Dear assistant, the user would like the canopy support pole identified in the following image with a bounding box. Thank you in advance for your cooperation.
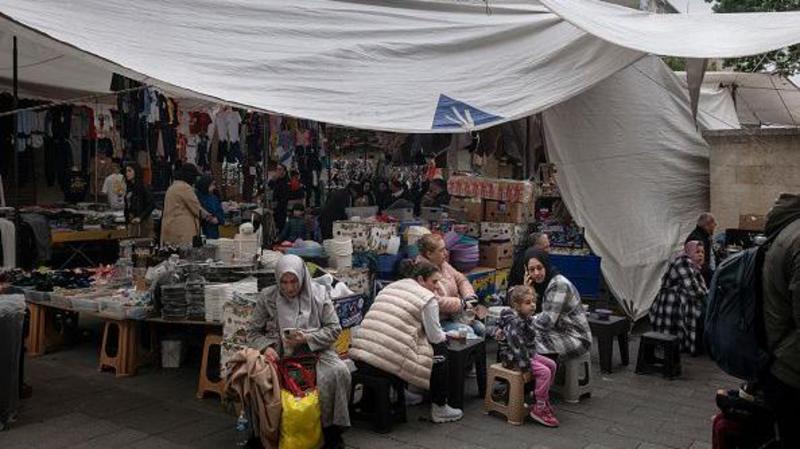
[12,35,19,207]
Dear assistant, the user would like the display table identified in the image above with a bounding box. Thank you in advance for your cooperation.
[51,228,129,268]
[25,300,222,378]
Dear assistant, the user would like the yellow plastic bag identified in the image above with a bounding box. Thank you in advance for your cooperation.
[279,389,323,449]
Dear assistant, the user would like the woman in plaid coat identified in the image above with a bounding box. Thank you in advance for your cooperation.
[523,249,592,360]
[649,241,709,354]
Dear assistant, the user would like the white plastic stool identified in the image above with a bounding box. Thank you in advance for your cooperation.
[552,351,592,403]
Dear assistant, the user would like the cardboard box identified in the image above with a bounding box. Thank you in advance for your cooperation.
[739,214,766,231]
[479,242,514,269]
[448,196,484,222]
[480,222,514,242]
[466,267,497,301]
[495,268,511,293]
[484,200,535,223]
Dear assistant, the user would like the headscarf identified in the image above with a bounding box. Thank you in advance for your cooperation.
[684,240,704,268]
[272,254,326,331]
[195,175,213,195]
[523,248,558,303]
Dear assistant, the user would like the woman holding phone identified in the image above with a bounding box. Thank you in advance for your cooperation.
[247,254,350,449]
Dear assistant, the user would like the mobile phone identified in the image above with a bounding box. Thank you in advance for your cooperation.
[282,328,299,338]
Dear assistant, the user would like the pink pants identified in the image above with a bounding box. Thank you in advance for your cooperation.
[531,354,557,402]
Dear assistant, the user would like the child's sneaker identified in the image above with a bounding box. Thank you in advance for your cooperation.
[431,404,463,423]
[530,402,560,428]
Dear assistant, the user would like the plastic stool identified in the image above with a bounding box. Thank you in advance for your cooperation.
[349,369,407,433]
[197,334,224,399]
[552,352,592,403]
[484,363,528,425]
[635,332,681,379]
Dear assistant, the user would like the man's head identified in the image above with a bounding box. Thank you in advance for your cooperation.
[529,232,550,253]
[697,212,717,236]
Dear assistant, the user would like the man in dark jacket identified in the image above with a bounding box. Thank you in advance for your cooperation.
[761,193,800,448]
[685,212,717,284]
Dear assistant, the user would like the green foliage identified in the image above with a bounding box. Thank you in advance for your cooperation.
[662,56,686,71]
[705,0,800,75]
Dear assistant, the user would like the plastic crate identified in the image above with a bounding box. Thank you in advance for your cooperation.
[549,254,602,298]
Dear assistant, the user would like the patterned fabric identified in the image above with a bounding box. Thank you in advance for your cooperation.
[649,253,708,353]
[531,275,592,360]
[497,308,538,371]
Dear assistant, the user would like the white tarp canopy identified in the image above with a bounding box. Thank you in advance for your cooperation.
[2,0,800,319]
[544,56,712,319]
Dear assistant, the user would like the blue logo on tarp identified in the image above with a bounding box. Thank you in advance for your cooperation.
[431,94,502,130]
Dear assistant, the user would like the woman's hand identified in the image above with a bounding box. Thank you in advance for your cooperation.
[522,371,532,383]
[283,331,307,349]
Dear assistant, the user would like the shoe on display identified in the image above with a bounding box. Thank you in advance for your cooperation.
[405,388,424,406]
[530,402,560,428]
[431,403,464,423]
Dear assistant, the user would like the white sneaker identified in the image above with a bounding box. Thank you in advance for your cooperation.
[431,404,463,423]
[405,388,424,406]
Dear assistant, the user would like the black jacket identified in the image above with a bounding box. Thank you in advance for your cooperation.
[762,193,800,389]
[125,183,155,222]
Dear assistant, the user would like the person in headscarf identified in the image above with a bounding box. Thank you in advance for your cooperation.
[523,249,592,360]
[123,162,155,238]
[247,255,350,449]
[195,175,225,239]
[649,241,709,355]
[160,163,204,246]
[509,232,551,289]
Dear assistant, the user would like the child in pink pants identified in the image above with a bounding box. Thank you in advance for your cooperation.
[498,286,559,427]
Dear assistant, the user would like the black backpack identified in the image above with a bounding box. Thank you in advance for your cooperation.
[704,242,773,381]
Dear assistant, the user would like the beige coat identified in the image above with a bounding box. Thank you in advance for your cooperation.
[226,348,282,449]
[349,279,434,389]
[160,180,201,246]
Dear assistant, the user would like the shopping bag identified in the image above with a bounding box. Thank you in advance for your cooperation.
[278,357,322,449]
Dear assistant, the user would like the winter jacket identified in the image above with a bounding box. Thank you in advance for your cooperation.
[762,193,800,389]
[225,348,281,449]
[498,309,538,371]
[416,255,474,316]
[196,190,225,239]
[349,279,435,389]
[160,180,201,246]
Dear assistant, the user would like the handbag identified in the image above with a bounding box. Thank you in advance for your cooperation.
[277,355,322,449]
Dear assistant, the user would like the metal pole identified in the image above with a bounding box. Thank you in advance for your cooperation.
[12,35,19,207]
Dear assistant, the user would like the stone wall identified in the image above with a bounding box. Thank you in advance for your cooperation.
[704,127,800,231]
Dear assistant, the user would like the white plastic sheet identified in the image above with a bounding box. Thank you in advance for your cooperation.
[543,56,710,319]
[541,0,800,58]
[0,0,644,132]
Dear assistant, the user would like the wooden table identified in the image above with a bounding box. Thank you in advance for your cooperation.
[25,300,222,378]
[51,228,129,268]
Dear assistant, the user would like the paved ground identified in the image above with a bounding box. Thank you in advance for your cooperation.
[0,320,738,449]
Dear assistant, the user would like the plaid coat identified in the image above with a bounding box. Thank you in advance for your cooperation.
[533,275,592,360]
[649,254,708,353]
